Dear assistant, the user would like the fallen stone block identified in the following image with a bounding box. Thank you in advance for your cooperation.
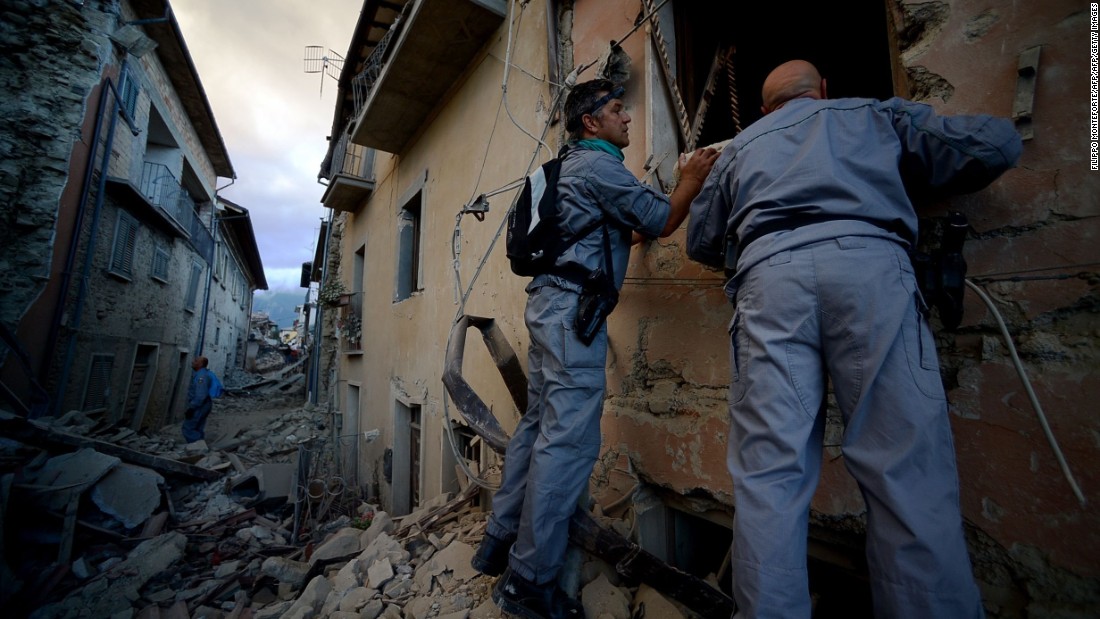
[581,573,631,619]
[23,448,120,512]
[260,556,310,587]
[414,540,475,592]
[279,574,332,619]
[356,598,384,619]
[633,583,687,619]
[227,463,295,507]
[69,532,187,618]
[366,557,394,590]
[90,463,164,529]
[337,586,375,613]
[311,526,362,564]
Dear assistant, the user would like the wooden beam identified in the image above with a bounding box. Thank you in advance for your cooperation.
[0,411,222,481]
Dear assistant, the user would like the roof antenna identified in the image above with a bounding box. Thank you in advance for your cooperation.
[303,45,344,97]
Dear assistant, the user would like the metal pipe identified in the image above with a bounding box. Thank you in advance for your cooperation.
[195,203,218,355]
[41,75,112,401]
[53,71,127,416]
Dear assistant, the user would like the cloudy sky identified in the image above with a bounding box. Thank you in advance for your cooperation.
[172,0,363,292]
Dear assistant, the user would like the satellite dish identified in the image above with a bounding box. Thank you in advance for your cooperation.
[304,45,344,96]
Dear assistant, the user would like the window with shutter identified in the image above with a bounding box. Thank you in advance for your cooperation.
[109,211,139,279]
[82,354,114,411]
[151,245,170,282]
[120,67,140,120]
[395,190,423,302]
[185,260,203,311]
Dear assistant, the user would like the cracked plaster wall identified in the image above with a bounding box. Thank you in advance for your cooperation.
[590,0,1098,614]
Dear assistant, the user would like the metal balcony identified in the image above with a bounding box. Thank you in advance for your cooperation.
[348,0,506,154]
[139,161,196,231]
[321,132,377,213]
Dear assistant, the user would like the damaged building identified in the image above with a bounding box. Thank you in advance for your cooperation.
[0,0,267,430]
[314,0,1098,615]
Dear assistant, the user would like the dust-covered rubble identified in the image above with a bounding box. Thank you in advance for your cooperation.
[3,385,713,618]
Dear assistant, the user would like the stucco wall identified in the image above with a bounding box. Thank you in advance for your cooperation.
[337,1,550,512]
[889,0,1100,605]
[334,0,1097,612]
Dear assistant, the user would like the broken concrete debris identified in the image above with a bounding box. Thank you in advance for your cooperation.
[2,389,719,619]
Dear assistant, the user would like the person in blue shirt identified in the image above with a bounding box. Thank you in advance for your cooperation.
[687,60,1022,618]
[473,78,717,619]
[182,355,215,443]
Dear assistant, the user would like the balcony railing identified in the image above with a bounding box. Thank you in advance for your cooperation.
[139,161,195,231]
[188,210,214,265]
[331,131,376,180]
[346,0,505,153]
[322,131,377,212]
[351,1,412,119]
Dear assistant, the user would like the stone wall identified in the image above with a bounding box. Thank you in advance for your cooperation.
[0,0,112,333]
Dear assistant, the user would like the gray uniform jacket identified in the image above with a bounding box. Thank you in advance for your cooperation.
[547,148,670,291]
[686,96,1022,282]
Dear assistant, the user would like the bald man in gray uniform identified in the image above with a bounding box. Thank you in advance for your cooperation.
[687,60,1021,618]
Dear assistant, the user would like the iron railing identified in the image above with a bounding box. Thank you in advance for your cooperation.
[330,131,376,180]
[351,1,413,117]
[139,161,195,231]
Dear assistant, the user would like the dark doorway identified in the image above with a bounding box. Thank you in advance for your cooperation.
[671,0,895,146]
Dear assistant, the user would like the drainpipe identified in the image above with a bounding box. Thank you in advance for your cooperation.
[42,72,112,396]
[196,178,239,356]
[195,205,217,356]
[309,211,334,406]
[48,12,168,416]
[51,60,142,417]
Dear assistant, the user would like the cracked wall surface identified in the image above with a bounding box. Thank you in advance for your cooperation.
[595,0,1099,615]
[330,0,1097,614]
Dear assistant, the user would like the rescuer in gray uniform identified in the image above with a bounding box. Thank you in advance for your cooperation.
[473,78,718,619]
[686,60,1022,618]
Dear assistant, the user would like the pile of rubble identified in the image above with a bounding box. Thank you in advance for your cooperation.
[18,485,700,619]
[1,386,718,618]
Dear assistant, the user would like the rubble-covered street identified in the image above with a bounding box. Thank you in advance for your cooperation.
[1,375,712,619]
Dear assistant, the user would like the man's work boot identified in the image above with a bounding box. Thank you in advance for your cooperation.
[471,531,515,577]
[491,567,583,619]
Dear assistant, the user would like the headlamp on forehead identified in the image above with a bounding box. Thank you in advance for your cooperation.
[586,86,625,117]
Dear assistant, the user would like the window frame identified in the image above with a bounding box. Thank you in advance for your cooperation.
[108,210,139,280]
[394,171,428,303]
[184,259,204,312]
[151,244,170,283]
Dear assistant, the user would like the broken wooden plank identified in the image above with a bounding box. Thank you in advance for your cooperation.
[198,508,257,534]
[58,492,80,565]
[393,483,479,539]
[0,411,221,481]
[570,510,734,619]
[226,452,248,475]
[444,314,737,618]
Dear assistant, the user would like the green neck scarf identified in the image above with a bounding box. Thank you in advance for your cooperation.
[572,138,624,161]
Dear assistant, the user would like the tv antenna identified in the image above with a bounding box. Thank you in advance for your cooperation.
[304,46,344,97]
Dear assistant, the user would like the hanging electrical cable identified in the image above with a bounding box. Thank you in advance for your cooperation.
[964,279,1087,507]
[442,0,683,491]
[502,0,553,161]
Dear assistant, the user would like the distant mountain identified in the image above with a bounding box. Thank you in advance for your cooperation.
[252,290,309,330]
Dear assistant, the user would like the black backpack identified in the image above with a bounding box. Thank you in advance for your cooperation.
[506,150,601,278]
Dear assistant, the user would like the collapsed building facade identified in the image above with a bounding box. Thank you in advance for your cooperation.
[313,0,1098,614]
[0,0,267,430]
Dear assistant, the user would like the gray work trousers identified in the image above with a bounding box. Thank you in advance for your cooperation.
[728,236,984,619]
[487,279,607,585]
